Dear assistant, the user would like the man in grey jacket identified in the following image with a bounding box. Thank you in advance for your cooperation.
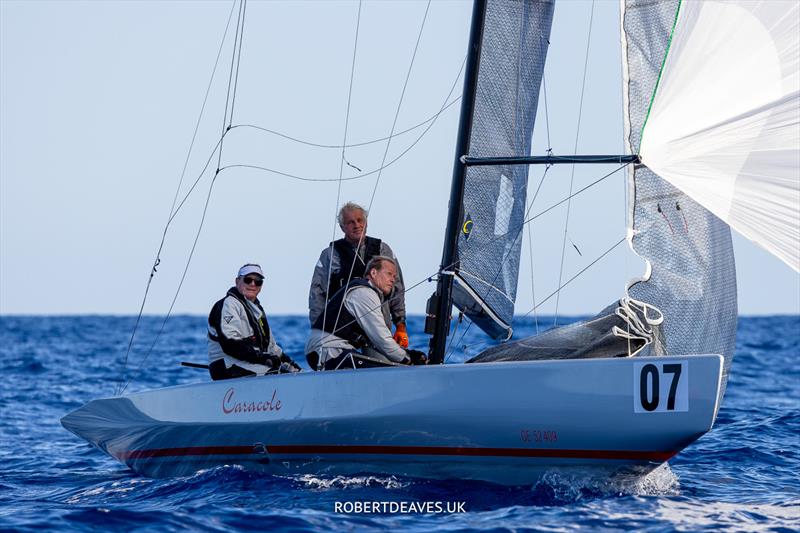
[305,256,426,370]
[308,202,409,349]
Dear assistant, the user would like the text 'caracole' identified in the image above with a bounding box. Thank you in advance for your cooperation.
[222,387,282,414]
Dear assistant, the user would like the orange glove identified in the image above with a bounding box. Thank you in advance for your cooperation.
[393,322,409,348]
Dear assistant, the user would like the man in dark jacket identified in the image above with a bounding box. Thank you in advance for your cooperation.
[207,264,300,380]
[308,202,409,348]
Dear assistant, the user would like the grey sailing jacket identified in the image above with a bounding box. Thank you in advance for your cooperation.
[308,238,406,327]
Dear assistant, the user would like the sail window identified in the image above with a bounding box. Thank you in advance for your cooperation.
[494,174,514,236]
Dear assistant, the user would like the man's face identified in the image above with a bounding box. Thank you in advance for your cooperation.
[340,208,366,245]
[368,261,397,296]
[236,274,263,302]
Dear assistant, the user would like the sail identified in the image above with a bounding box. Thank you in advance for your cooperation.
[621,0,738,396]
[452,0,555,340]
[638,0,800,272]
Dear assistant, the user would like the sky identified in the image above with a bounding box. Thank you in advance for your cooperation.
[1,0,798,319]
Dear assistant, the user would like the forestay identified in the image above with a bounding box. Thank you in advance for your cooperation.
[452,0,555,340]
[638,0,800,272]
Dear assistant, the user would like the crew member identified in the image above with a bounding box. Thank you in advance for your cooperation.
[305,256,426,370]
[308,202,409,349]
[208,263,300,380]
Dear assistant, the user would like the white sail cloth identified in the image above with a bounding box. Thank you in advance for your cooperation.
[639,0,800,272]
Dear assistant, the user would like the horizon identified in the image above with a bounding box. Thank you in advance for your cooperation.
[2,0,798,318]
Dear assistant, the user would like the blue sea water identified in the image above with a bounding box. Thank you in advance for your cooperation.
[0,315,798,532]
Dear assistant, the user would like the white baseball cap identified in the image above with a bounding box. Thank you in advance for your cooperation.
[237,264,264,278]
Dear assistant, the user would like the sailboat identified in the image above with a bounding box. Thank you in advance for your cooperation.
[61,0,799,483]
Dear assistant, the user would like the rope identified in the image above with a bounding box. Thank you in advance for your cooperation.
[115,0,239,395]
[554,0,595,326]
[612,296,664,351]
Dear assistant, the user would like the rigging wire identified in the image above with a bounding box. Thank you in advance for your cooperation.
[523,164,627,226]
[120,171,222,394]
[366,0,431,211]
[554,0,595,326]
[451,236,626,361]
[115,0,239,395]
[321,0,363,348]
[216,53,464,184]
[228,96,460,149]
[526,68,552,336]
[165,49,465,229]
[325,0,432,366]
[322,224,628,363]
[217,0,246,171]
[312,161,631,362]
[119,0,248,393]
[166,85,462,230]
[443,162,628,362]
[228,0,247,127]
[518,236,626,320]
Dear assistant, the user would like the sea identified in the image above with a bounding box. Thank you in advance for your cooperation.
[1,315,798,532]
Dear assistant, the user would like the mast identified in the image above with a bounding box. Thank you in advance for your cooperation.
[427,0,487,364]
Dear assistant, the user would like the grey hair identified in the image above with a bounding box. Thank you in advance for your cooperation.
[365,255,396,275]
[337,201,368,227]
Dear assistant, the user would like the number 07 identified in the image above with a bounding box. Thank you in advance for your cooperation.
[634,361,688,413]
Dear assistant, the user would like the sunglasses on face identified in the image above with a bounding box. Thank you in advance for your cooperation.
[242,276,263,286]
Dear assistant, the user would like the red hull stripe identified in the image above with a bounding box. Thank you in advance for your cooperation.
[117,445,675,462]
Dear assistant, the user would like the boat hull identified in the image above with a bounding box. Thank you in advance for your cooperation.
[61,355,723,484]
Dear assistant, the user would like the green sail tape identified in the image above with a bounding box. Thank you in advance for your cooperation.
[638,0,683,153]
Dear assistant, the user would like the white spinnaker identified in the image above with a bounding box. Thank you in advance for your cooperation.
[639,0,800,272]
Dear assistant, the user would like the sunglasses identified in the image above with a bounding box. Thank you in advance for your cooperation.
[242,276,263,286]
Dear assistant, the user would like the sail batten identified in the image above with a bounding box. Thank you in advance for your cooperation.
[451,0,555,340]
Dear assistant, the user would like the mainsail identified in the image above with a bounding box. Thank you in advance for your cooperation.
[638,0,800,272]
[451,0,555,340]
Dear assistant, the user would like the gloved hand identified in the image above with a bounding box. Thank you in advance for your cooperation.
[279,353,302,373]
[393,322,409,348]
[406,349,428,366]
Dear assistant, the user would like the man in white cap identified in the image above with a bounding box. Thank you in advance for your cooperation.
[207,263,300,380]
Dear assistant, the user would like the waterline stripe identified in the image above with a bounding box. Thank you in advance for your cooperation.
[117,444,676,462]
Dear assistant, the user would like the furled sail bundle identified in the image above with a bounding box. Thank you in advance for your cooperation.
[451,0,555,340]
[638,0,800,273]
